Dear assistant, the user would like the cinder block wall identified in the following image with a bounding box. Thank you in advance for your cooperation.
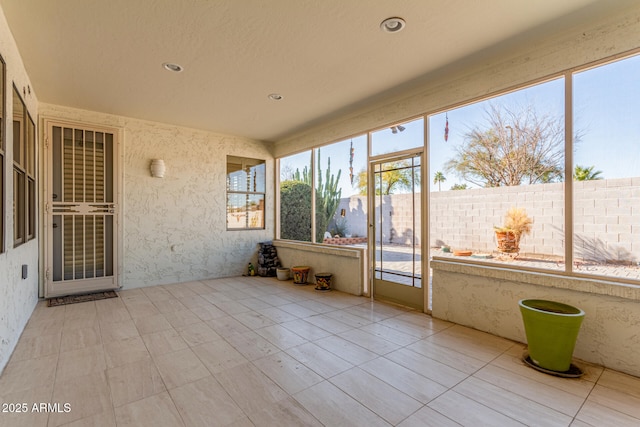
[430,182,565,257]
[334,177,640,263]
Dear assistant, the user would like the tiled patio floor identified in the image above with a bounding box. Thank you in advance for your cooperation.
[1,276,639,426]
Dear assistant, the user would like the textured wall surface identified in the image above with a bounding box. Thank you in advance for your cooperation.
[273,240,366,295]
[432,178,640,261]
[431,260,640,378]
[335,193,421,247]
[39,103,275,289]
[430,183,564,256]
[334,177,640,263]
[0,7,40,374]
[122,121,274,287]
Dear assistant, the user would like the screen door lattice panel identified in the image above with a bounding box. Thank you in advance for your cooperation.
[47,124,117,295]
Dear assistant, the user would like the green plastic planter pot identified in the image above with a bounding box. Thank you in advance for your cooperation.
[519,299,585,372]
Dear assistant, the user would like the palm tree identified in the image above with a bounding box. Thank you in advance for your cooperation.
[433,171,446,191]
[573,165,603,181]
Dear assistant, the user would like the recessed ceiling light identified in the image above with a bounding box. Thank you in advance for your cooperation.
[380,17,406,33]
[268,93,283,101]
[162,62,184,73]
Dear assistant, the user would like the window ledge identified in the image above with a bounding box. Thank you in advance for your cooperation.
[431,257,640,302]
[273,240,364,259]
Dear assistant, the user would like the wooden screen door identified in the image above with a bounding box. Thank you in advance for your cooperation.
[44,121,119,298]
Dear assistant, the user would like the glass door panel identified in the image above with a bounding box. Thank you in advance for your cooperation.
[372,153,423,310]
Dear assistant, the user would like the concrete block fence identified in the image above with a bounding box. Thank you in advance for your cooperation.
[333,177,639,263]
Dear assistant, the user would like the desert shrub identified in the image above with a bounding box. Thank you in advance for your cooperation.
[280,180,327,242]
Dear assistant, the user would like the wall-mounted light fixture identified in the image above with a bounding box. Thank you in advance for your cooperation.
[150,159,166,178]
[390,125,406,134]
[340,208,346,217]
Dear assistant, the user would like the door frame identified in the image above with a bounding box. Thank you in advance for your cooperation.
[41,118,123,298]
[368,147,427,311]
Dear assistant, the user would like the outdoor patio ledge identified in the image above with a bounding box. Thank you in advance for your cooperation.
[431,257,640,378]
[273,240,367,295]
[274,240,363,258]
[431,257,640,301]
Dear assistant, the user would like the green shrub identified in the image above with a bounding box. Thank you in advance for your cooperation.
[281,152,341,243]
[280,181,312,241]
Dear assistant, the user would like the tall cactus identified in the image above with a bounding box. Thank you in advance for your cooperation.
[287,150,342,242]
[317,154,342,223]
[293,165,311,184]
[316,150,342,241]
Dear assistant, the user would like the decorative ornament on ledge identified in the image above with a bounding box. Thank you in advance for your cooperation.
[150,159,166,178]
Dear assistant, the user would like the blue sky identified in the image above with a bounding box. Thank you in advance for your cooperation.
[430,53,640,191]
[282,53,639,194]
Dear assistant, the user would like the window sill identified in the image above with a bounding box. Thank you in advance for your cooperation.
[273,239,364,258]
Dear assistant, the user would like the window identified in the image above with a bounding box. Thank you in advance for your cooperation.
[27,115,35,239]
[275,49,640,286]
[573,54,640,281]
[429,78,566,271]
[279,151,312,241]
[0,57,4,252]
[226,156,265,230]
[279,137,368,245]
[371,117,423,157]
[427,53,640,283]
[315,135,367,245]
[13,86,36,246]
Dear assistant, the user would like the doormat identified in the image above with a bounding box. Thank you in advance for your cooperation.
[47,291,118,307]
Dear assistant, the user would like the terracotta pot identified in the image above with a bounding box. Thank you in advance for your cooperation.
[453,250,472,256]
[495,230,519,253]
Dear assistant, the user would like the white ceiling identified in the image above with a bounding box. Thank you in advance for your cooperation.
[0,0,632,142]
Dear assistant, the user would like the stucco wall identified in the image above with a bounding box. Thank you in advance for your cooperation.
[0,6,40,374]
[335,193,421,246]
[431,260,640,378]
[39,104,275,289]
[273,240,367,296]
